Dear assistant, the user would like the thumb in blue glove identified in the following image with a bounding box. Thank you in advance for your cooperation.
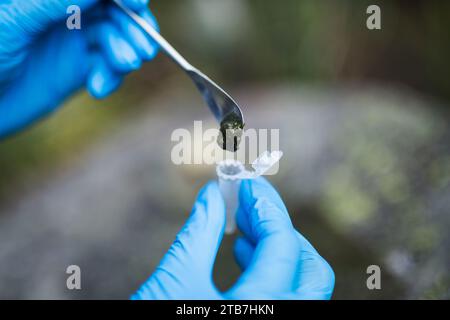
[0,0,159,137]
[132,178,335,300]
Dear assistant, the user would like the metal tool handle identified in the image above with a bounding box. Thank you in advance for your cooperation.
[112,0,195,72]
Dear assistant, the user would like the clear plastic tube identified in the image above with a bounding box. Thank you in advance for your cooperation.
[216,160,244,234]
[216,151,283,234]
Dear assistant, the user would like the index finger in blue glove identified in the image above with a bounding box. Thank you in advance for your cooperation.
[227,177,301,298]
[121,0,149,11]
[235,177,293,243]
[87,53,123,98]
[132,181,225,300]
[91,21,141,73]
[235,177,321,257]
[163,181,226,275]
[109,6,159,61]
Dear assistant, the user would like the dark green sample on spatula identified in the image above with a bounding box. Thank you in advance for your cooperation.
[217,113,245,152]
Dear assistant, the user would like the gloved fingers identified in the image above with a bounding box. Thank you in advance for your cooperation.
[236,177,292,244]
[158,181,225,274]
[87,53,123,98]
[233,237,255,271]
[234,222,318,272]
[236,178,318,256]
[139,9,160,55]
[94,21,142,73]
[109,6,159,61]
[233,230,334,299]
[122,0,150,12]
[132,181,226,299]
[154,181,226,278]
[227,178,301,296]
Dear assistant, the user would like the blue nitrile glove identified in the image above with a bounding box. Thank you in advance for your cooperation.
[132,178,335,300]
[0,0,159,137]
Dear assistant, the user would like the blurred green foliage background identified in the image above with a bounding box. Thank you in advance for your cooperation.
[2,0,450,197]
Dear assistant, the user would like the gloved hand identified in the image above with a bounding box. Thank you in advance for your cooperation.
[0,0,158,137]
[132,178,335,300]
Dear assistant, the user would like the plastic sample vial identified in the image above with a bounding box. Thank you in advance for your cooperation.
[216,151,283,234]
[216,160,245,234]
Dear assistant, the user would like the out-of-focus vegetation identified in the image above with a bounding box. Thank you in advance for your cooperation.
[2,0,449,196]
[0,0,449,299]
[156,0,450,97]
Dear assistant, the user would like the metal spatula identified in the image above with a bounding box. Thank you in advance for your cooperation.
[112,0,244,126]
